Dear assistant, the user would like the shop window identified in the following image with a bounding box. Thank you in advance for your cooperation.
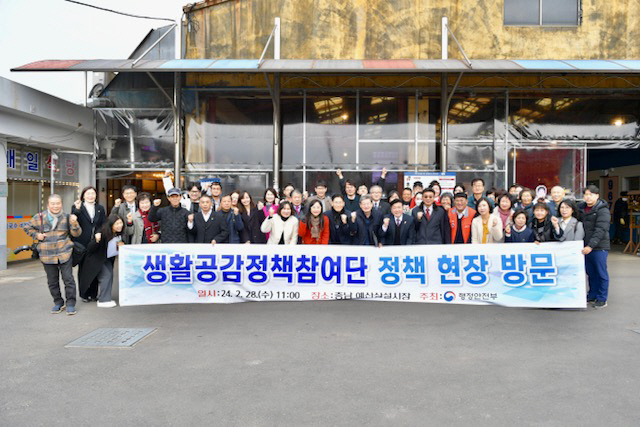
[185,97,273,169]
[505,0,580,26]
[626,176,640,191]
[507,97,640,145]
[305,96,357,167]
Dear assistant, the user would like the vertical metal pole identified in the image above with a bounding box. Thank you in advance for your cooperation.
[440,74,448,173]
[513,146,517,186]
[272,74,281,190]
[176,13,182,59]
[302,91,307,191]
[355,91,360,170]
[274,17,281,60]
[583,145,588,194]
[442,17,448,60]
[174,72,182,187]
[129,125,135,170]
[504,91,509,187]
[84,72,88,107]
[92,110,97,186]
[50,152,56,195]
[414,90,419,172]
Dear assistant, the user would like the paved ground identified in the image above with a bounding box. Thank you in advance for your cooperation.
[1,250,639,426]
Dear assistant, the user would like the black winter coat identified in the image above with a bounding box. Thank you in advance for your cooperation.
[351,210,382,246]
[78,234,118,293]
[579,199,611,251]
[240,209,267,244]
[529,217,563,242]
[71,203,106,247]
[325,209,353,244]
[149,204,190,243]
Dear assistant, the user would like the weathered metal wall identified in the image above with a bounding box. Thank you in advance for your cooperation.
[183,0,640,60]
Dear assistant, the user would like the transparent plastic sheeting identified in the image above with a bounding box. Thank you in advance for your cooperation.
[499,122,640,149]
[94,109,174,164]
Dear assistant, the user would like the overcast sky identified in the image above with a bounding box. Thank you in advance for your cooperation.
[0,0,186,104]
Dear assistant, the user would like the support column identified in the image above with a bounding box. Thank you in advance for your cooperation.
[174,72,182,187]
[0,138,7,270]
[272,74,281,190]
[440,73,448,173]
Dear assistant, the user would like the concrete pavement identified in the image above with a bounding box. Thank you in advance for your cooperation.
[1,251,639,426]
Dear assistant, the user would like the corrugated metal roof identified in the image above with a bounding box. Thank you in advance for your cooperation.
[12,59,640,73]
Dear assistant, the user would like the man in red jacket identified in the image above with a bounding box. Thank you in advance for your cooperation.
[448,193,476,244]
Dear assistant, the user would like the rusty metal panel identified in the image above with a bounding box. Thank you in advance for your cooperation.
[15,60,83,71]
[362,60,416,70]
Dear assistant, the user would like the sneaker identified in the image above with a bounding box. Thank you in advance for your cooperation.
[80,297,90,303]
[587,299,596,306]
[594,300,607,308]
[97,300,117,308]
[66,306,77,315]
[51,304,65,314]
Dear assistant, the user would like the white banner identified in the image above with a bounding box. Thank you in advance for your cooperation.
[119,241,587,308]
[404,172,456,194]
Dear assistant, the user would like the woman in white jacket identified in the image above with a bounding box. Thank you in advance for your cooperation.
[260,201,299,245]
[471,197,504,243]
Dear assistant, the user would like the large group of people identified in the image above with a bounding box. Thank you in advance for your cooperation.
[24,168,611,315]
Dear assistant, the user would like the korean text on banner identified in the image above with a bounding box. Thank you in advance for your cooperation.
[119,241,586,308]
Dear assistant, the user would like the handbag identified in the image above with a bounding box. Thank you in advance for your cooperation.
[70,214,91,267]
[31,213,43,260]
[72,241,87,267]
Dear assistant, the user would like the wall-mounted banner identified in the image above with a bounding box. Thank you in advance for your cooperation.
[404,172,456,194]
[119,241,586,308]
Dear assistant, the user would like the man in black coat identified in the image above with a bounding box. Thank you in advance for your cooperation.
[379,199,415,245]
[578,185,611,308]
[350,195,382,246]
[149,188,192,244]
[187,195,228,244]
[413,188,451,244]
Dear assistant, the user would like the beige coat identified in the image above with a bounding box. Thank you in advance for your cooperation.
[471,215,504,244]
[261,215,299,245]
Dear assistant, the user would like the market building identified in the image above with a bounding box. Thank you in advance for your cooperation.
[0,77,93,266]
[10,0,640,224]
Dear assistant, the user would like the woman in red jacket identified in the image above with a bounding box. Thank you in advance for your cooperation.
[298,199,330,244]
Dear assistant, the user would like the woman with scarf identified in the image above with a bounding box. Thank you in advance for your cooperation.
[325,194,354,244]
[261,201,298,245]
[298,199,330,244]
[80,215,124,308]
[529,202,563,243]
[71,186,106,302]
[491,193,514,232]
[126,192,160,244]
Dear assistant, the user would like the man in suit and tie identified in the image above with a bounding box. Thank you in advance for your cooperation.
[370,185,391,217]
[111,185,138,244]
[379,199,416,246]
[413,188,451,244]
[187,195,229,244]
[291,190,306,220]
